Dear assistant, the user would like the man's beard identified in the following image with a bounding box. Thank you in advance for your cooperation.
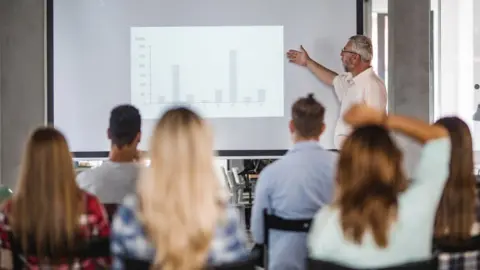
[343,63,350,72]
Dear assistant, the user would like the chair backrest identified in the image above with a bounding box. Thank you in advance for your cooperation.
[103,203,119,223]
[226,171,237,189]
[263,209,312,246]
[9,233,110,270]
[121,255,258,270]
[307,258,435,270]
[434,235,480,253]
[231,167,244,185]
[434,235,480,269]
[262,209,312,269]
[220,166,232,192]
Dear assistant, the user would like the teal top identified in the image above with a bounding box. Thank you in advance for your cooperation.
[0,186,12,204]
[308,138,451,268]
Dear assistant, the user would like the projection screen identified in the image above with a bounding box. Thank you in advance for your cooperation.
[48,0,362,157]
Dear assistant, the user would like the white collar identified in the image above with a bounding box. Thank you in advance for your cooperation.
[352,67,373,83]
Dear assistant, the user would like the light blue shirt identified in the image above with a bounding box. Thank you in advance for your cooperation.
[250,141,338,270]
[308,138,451,268]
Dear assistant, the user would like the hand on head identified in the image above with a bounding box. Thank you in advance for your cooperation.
[343,104,385,127]
[286,45,310,66]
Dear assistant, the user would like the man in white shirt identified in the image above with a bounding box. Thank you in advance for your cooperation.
[287,35,387,149]
[77,104,141,203]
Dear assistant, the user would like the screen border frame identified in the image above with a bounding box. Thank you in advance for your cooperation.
[46,0,364,158]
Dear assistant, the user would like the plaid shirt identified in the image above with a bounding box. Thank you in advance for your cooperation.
[0,192,111,269]
[436,193,480,270]
[110,195,249,269]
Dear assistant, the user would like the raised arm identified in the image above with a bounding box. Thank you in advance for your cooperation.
[287,46,338,86]
[343,104,448,143]
[385,115,448,144]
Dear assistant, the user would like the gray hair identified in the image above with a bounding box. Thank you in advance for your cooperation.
[349,35,373,62]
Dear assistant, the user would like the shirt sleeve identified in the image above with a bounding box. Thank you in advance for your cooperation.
[250,168,272,244]
[76,171,93,192]
[333,74,350,102]
[363,81,387,111]
[111,197,137,270]
[210,207,249,265]
[88,196,111,267]
[400,138,451,215]
[0,201,12,249]
[89,196,111,238]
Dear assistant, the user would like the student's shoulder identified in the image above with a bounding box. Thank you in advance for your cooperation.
[76,164,107,182]
[256,158,286,180]
[112,195,140,228]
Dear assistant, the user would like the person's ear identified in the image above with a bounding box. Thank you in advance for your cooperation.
[319,123,326,135]
[135,132,141,144]
[289,120,295,134]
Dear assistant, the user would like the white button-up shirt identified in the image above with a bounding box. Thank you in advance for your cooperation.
[332,67,387,149]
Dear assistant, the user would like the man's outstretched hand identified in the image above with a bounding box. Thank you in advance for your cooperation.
[286,45,310,66]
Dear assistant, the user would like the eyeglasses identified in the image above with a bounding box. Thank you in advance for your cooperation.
[341,49,359,55]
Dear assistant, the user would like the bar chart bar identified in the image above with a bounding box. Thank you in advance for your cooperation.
[243,97,252,103]
[172,65,180,102]
[258,89,266,103]
[186,94,194,103]
[158,96,166,103]
[215,90,222,103]
[229,50,237,103]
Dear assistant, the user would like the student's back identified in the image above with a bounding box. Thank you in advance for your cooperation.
[77,161,139,203]
[253,145,337,269]
[250,94,337,270]
[308,104,450,268]
[78,104,143,203]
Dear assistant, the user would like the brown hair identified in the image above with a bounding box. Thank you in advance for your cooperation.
[434,117,476,242]
[336,125,407,248]
[291,93,325,138]
[9,127,83,258]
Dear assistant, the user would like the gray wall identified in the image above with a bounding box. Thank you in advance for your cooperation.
[0,0,46,189]
[388,0,431,176]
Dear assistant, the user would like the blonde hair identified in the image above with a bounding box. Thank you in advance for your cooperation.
[10,127,83,258]
[138,107,222,270]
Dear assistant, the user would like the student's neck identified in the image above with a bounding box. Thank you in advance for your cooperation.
[109,147,137,163]
[293,137,319,144]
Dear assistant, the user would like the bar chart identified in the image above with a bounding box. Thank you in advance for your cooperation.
[130,26,284,119]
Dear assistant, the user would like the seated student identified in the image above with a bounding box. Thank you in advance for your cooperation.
[250,93,338,270]
[77,104,141,204]
[111,107,249,270]
[0,127,110,269]
[433,117,480,268]
[308,104,450,268]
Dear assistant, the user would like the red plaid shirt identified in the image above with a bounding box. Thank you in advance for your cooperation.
[0,192,111,269]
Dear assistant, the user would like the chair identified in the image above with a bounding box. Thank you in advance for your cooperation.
[103,203,119,223]
[9,233,110,270]
[121,254,259,270]
[261,209,312,269]
[227,170,246,204]
[434,235,480,269]
[306,259,435,270]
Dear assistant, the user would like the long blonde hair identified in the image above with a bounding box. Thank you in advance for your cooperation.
[138,107,222,270]
[10,127,83,258]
